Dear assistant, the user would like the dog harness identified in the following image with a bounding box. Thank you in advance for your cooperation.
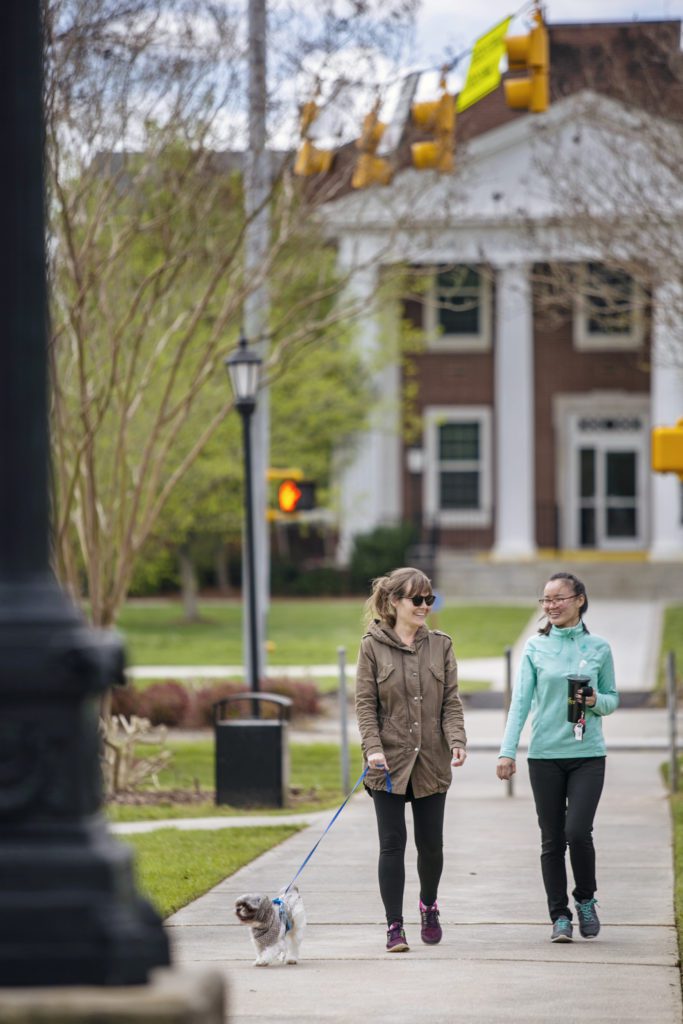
[271,897,291,932]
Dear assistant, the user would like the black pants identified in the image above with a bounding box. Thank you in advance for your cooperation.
[371,781,447,925]
[528,757,606,922]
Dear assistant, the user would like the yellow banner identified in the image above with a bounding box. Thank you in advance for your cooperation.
[457,15,512,113]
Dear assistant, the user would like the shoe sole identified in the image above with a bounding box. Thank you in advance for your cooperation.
[387,943,410,952]
[551,934,573,943]
[421,936,442,945]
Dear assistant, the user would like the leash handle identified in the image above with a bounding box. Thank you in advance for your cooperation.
[283,765,391,893]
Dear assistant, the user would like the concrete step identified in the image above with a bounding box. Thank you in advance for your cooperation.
[436,553,683,600]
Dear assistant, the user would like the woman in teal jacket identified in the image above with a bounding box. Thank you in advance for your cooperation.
[497,572,619,943]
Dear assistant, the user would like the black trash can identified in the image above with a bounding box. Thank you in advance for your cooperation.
[213,692,292,808]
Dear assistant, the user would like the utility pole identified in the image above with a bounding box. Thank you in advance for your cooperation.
[243,0,270,689]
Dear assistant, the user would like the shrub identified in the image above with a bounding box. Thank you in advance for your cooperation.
[189,678,321,726]
[100,714,171,796]
[138,681,191,727]
[349,522,418,593]
[191,681,250,727]
[266,678,320,717]
[111,684,142,719]
[270,560,349,596]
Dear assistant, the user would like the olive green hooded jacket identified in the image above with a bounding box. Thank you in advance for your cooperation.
[355,621,467,797]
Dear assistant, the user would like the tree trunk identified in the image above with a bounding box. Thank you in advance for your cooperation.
[179,545,200,622]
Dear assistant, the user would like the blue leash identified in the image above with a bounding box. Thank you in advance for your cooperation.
[283,764,391,894]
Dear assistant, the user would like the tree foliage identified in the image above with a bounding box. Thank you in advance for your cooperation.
[45,0,415,625]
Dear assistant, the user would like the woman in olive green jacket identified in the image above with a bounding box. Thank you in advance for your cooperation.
[355,566,467,953]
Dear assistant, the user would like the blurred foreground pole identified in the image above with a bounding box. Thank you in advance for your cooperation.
[504,646,514,797]
[0,1,169,985]
[667,651,678,794]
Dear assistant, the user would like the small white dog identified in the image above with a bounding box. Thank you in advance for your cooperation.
[234,886,306,966]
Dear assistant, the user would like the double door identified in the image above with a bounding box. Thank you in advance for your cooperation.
[568,418,648,549]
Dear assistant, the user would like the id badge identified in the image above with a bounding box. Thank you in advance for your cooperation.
[574,723,584,741]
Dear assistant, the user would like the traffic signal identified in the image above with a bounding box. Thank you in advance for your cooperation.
[503,9,549,113]
[351,105,393,189]
[411,74,456,172]
[277,479,316,513]
[294,100,335,176]
[652,419,683,480]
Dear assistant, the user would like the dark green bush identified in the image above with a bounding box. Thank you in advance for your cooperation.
[349,522,418,593]
[270,560,349,596]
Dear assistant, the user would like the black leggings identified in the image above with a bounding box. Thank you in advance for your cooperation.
[371,781,447,925]
[527,757,605,922]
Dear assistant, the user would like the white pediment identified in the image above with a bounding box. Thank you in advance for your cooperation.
[322,89,683,265]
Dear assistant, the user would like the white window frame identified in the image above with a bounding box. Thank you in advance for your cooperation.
[423,265,492,352]
[553,393,650,551]
[573,263,645,351]
[424,406,492,527]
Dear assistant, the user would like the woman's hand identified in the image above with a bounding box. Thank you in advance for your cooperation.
[496,757,516,781]
[367,751,389,772]
[451,747,467,767]
[577,688,597,708]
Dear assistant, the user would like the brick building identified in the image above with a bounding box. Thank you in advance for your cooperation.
[322,19,683,572]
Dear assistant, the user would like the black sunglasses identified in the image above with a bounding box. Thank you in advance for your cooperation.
[405,594,436,607]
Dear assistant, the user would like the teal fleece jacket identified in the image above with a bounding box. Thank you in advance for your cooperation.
[499,622,619,760]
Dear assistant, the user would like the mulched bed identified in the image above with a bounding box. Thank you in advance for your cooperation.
[107,789,213,806]
[107,786,320,808]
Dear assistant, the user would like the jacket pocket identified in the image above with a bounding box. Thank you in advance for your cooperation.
[428,664,445,685]
[377,664,395,685]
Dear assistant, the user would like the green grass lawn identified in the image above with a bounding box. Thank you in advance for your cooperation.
[117,599,535,667]
[107,739,366,822]
[659,605,683,689]
[123,825,301,918]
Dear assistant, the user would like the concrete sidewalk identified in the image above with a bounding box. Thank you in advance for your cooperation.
[131,598,681,1020]
[166,733,681,1023]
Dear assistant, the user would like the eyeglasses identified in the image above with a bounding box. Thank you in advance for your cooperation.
[404,594,436,607]
[539,594,578,607]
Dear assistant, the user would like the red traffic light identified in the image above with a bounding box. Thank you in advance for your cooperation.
[278,479,302,513]
[277,479,316,513]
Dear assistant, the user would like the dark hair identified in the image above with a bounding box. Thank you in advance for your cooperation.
[538,571,589,636]
[364,566,432,628]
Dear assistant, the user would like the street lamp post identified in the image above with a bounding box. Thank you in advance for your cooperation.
[0,0,169,986]
[226,334,262,718]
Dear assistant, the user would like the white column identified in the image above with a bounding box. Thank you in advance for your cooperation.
[335,245,402,564]
[492,262,536,559]
[650,280,683,560]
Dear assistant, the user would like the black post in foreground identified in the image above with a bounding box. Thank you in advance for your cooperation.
[225,335,263,717]
[0,2,169,986]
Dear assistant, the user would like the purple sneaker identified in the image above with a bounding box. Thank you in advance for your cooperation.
[420,900,442,944]
[386,920,409,952]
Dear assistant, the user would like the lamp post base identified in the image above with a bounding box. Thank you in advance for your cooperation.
[0,967,225,1022]
[0,576,170,986]
[0,819,170,986]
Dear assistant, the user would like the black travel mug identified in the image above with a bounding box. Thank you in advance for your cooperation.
[567,675,592,723]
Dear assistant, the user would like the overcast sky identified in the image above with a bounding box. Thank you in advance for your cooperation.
[411,0,682,68]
